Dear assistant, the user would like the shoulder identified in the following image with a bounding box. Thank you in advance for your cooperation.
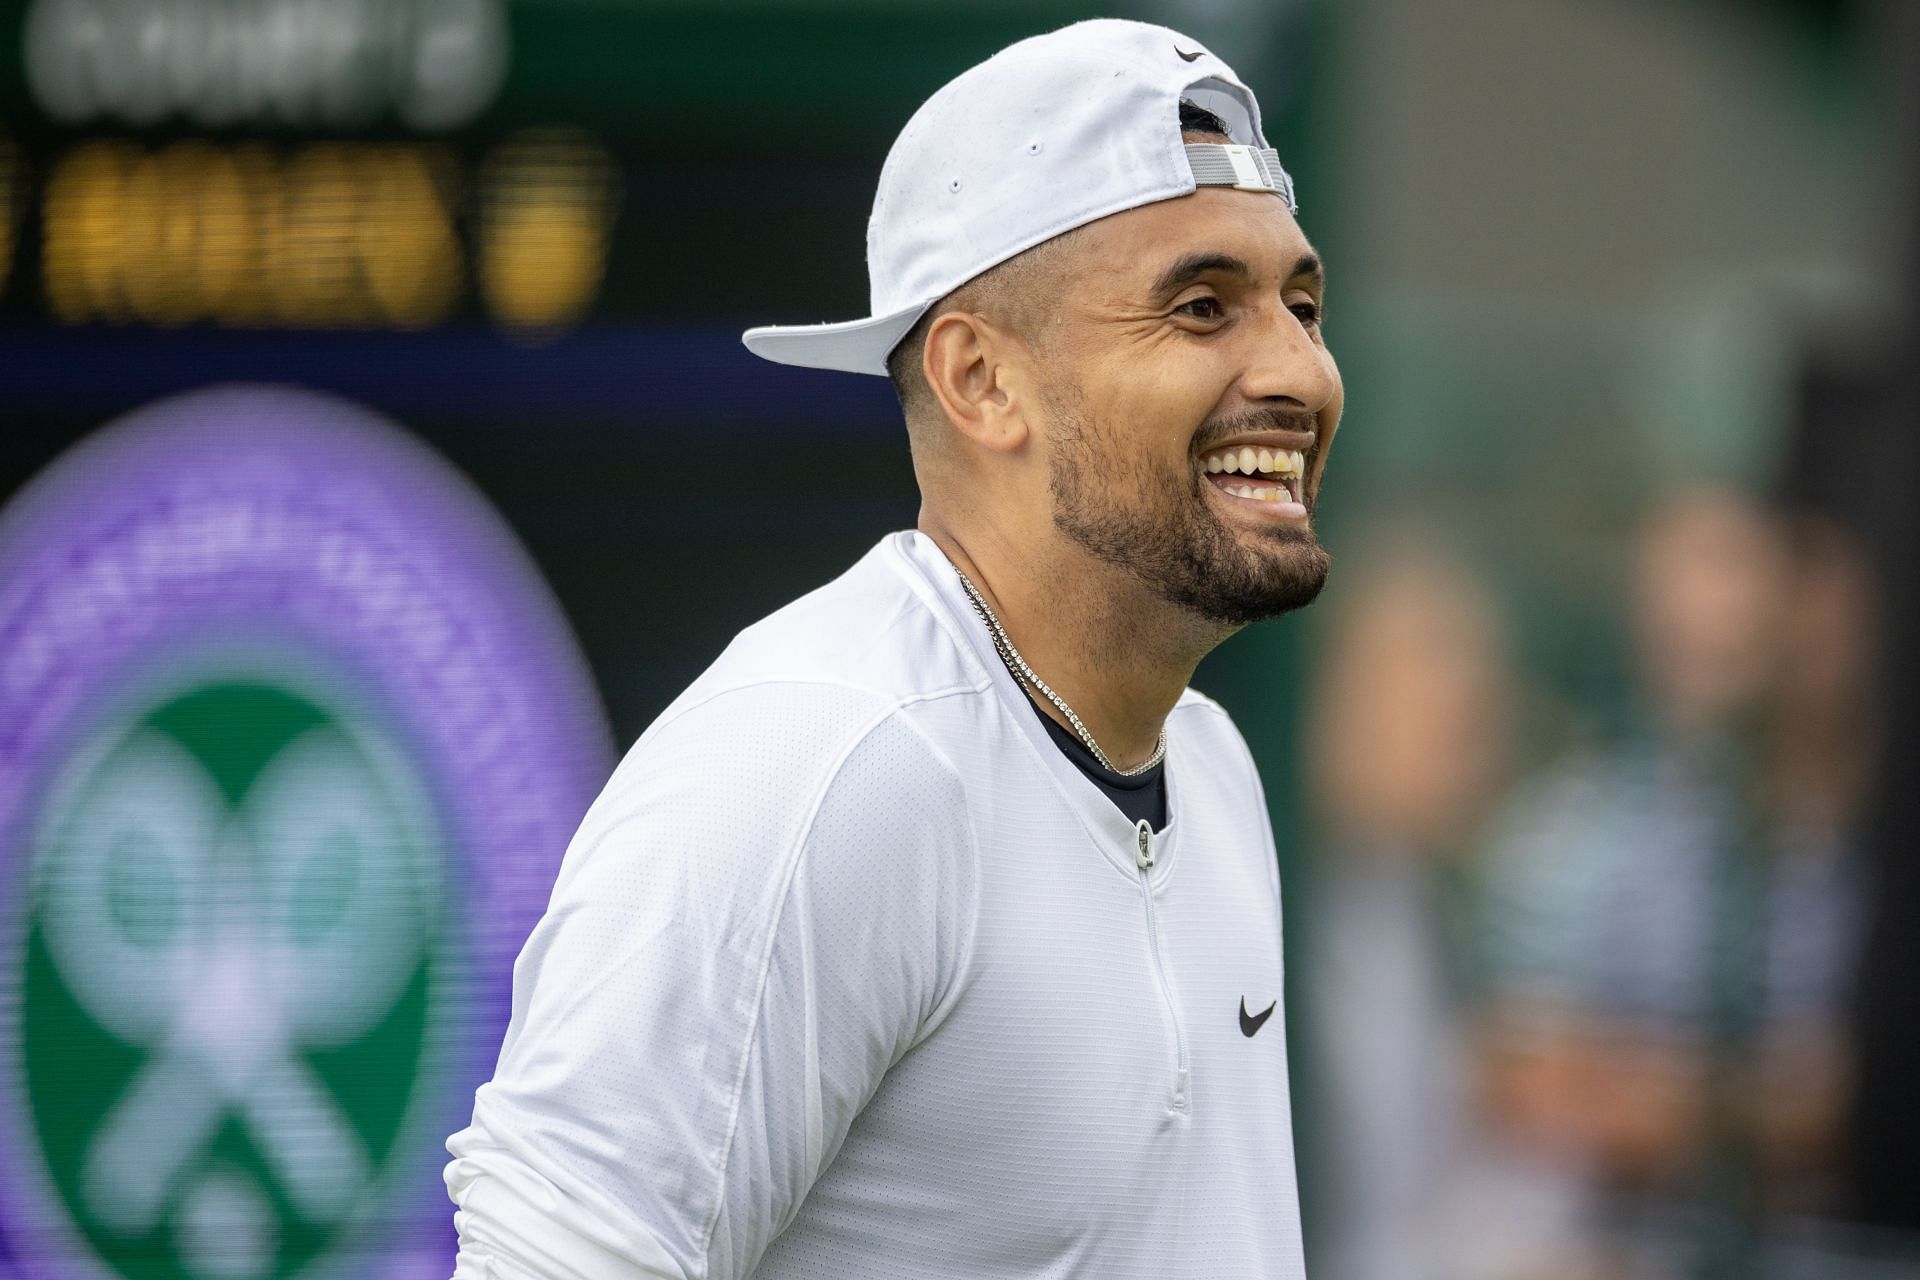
[1168,687,1281,898]
[592,682,961,850]
[559,537,991,898]
[1169,686,1261,787]
[1170,684,1236,727]
[660,535,982,719]
[548,686,980,1025]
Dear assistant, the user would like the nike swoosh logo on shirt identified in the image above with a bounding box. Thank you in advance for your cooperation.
[1239,997,1276,1037]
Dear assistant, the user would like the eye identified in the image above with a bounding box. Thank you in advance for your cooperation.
[1175,296,1225,322]
[1289,298,1323,328]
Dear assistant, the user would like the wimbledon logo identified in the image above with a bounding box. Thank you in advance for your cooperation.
[0,387,612,1279]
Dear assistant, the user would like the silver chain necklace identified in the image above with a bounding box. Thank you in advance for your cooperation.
[953,565,1167,777]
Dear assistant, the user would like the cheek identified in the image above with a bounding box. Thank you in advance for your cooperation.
[1119,365,1235,453]
[1079,370,1210,460]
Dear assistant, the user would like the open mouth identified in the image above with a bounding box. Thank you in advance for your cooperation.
[1198,445,1306,506]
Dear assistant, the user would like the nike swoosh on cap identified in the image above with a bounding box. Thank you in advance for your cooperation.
[1175,46,1204,62]
[1239,997,1276,1037]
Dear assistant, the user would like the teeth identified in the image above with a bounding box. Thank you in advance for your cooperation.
[1219,482,1298,503]
[1202,446,1309,476]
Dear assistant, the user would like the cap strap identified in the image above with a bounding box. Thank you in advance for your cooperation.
[1184,143,1297,211]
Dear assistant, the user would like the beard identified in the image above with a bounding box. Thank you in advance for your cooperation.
[1045,389,1331,627]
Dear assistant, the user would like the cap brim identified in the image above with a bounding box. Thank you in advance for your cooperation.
[741,303,929,377]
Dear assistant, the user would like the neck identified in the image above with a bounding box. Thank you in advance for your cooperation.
[919,512,1235,770]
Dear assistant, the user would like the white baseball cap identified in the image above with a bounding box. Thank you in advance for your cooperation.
[741,18,1297,377]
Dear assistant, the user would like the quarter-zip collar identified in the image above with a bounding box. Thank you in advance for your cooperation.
[889,531,1183,887]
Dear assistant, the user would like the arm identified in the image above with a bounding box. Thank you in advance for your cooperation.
[446,689,979,1279]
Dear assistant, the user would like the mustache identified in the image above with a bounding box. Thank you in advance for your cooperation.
[1192,408,1320,454]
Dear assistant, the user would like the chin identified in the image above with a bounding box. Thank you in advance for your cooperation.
[1050,458,1332,627]
[1133,516,1328,628]
[1201,540,1331,625]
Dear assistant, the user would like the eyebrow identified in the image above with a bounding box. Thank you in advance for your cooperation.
[1147,250,1325,300]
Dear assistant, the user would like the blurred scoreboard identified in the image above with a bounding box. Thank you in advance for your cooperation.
[0,0,1108,340]
[5,0,575,335]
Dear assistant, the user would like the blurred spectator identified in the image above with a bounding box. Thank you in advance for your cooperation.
[1472,487,1875,1279]
[1305,531,1540,1280]
[1307,489,1886,1280]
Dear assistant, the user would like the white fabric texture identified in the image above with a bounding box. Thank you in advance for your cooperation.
[445,530,1305,1279]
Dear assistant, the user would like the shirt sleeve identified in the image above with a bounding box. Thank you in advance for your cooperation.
[444,686,980,1280]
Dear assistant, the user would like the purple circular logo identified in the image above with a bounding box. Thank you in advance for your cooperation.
[0,386,611,1279]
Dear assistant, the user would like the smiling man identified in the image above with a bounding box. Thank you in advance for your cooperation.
[446,19,1335,1280]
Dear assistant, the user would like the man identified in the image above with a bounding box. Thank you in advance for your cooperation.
[446,18,1339,1279]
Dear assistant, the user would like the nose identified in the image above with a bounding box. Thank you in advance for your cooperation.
[1238,303,1337,414]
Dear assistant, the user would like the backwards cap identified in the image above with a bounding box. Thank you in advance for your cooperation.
[741,18,1295,376]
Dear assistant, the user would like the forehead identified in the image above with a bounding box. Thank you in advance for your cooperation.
[1062,187,1321,295]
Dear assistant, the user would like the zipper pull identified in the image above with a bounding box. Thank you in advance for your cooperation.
[1134,819,1154,870]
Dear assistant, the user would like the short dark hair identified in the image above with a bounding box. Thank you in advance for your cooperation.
[885,98,1234,419]
[1177,99,1231,138]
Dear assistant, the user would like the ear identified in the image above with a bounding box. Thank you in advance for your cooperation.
[922,310,1030,455]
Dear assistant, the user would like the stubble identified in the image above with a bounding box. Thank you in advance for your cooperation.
[1045,389,1331,627]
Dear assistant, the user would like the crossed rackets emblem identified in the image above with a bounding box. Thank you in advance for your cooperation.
[33,720,437,1237]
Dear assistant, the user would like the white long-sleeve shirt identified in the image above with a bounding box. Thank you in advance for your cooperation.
[445,530,1306,1279]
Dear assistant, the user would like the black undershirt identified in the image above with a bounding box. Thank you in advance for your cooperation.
[1026,694,1168,831]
